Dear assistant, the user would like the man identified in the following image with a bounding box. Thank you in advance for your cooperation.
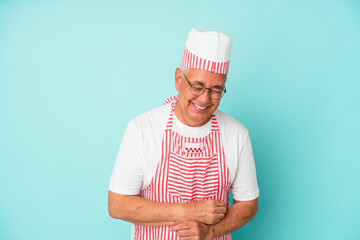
[108,28,259,240]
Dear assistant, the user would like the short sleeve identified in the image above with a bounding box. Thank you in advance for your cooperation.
[231,133,259,201]
[109,121,145,195]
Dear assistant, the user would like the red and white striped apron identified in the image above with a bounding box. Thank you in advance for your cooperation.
[135,96,231,240]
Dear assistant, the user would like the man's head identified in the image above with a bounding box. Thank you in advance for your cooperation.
[174,67,227,127]
[174,28,232,127]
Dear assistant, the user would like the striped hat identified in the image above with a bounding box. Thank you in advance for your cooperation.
[180,28,233,74]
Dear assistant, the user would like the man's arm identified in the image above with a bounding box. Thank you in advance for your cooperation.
[108,191,227,227]
[170,198,258,239]
[210,198,258,238]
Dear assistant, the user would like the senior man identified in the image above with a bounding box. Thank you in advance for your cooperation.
[108,28,259,240]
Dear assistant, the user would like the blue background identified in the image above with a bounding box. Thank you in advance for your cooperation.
[1,0,359,239]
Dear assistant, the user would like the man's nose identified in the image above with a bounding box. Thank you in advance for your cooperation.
[197,88,212,103]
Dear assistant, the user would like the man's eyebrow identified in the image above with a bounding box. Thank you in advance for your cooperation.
[212,85,225,89]
[192,80,205,85]
[192,81,225,89]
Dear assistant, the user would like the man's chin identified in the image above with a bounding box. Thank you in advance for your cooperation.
[188,114,212,126]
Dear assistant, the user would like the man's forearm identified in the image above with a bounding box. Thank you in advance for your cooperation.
[108,192,183,226]
[210,198,258,238]
[108,191,226,227]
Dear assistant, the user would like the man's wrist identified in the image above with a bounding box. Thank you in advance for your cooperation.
[178,203,190,221]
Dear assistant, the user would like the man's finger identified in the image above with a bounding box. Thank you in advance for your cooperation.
[179,237,192,240]
[213,213,225,223]
[217,206,226,214]
[216,200,225,207]
[176,228,195,237]
[170,221,191,232]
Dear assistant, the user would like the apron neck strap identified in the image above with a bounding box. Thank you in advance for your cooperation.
[163,95,179,105]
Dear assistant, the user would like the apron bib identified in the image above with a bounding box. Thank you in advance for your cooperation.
[135,96,231,240]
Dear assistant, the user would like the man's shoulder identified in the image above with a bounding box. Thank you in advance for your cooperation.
[216,109,249,136]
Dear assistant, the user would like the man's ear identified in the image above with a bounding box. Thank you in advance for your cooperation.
[175,68,182,92]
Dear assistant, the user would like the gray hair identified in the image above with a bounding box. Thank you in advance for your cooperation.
[179,66,189,74]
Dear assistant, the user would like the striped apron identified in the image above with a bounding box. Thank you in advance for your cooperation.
[134,96,231,240]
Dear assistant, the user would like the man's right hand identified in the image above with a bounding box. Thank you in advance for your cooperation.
[183,199,226,225]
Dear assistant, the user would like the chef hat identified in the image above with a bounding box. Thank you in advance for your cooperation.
[180,28,233,74]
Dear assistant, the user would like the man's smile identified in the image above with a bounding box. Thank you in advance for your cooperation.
[192,102,210,110]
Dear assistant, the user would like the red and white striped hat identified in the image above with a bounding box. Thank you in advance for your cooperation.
[180,28,232,74]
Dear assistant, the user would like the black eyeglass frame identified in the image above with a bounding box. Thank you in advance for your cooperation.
[179,70,227,100]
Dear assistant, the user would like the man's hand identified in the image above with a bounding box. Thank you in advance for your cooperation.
[170,220,213,240]
[171,198,258,239]
[184,199,226,225]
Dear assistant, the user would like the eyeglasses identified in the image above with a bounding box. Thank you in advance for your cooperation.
[180,70,227,100]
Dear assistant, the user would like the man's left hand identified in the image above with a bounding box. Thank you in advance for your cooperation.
[170,220,213,240]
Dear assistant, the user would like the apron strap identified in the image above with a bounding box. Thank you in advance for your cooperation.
[163,95,179,105]
[210,114,220,132]
[164,96,178,129]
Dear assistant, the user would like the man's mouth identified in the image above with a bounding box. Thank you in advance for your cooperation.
[193,103,208,110]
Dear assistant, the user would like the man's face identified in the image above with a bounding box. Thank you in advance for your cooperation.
[174,68,227,127]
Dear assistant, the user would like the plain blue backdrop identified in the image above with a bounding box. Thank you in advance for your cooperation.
[1,0,359,239]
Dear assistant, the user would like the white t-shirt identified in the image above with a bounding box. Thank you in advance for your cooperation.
[109,103,259,201]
